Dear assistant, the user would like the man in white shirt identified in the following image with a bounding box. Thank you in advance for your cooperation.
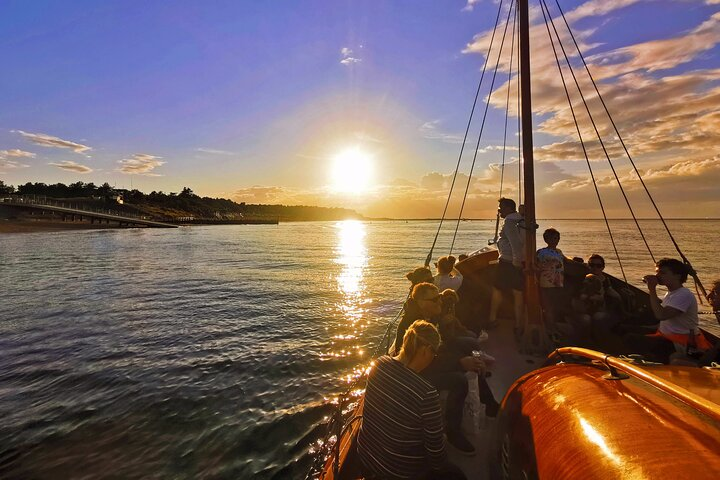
[488,198,525,333]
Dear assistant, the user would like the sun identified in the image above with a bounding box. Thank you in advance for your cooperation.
[330,147,374,194]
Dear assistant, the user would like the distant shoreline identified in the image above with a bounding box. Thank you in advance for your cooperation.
[3,216,715,234]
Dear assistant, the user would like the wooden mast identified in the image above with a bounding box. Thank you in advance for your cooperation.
[518,0,544,333]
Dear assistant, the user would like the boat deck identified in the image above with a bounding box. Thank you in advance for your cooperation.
[447,318,545,479]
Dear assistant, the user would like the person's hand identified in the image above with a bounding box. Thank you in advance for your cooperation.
[459,356,486,373]
[643,275,658,290]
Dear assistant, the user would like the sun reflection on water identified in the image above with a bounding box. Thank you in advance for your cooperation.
[324,220,370,363]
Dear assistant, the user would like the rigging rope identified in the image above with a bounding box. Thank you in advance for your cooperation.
[492,3,518,245]
[425,0,506,267]
[451,0,516,253]
[541,0,655,265]
[552,0,708,300]
[538,0,627,282]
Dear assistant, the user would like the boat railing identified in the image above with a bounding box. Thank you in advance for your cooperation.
[549,347,720,423]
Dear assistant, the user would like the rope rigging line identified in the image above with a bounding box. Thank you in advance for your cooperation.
[552,0,708,300]
[538,0,628,282]
[541,0,655,265]
[450,0,516,254]
[425,0,506,268]
[492,3,519,245]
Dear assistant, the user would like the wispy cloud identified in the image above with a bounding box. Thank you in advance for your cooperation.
[48,160,93,173]
[196,147,234,155]
[0,149,36,158]
[117,153,165,176]
[13,130,91,154]
[233,185,285,203]
[462,0,483,12]
[340,47,361,65]
[419,120,464,144]
[0,149,35,171]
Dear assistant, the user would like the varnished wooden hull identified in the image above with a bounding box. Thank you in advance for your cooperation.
[497,362,720,479]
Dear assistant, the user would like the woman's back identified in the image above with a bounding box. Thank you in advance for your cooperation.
[357,356,446,479]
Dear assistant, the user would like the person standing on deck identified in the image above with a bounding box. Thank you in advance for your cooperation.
[488,197,525,334]
[358,320,467,480]
[536,228,570,337]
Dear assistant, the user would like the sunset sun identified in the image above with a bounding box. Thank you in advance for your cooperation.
[330,147,374,194]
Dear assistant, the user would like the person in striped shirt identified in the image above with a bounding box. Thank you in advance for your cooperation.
[358,320,466,480]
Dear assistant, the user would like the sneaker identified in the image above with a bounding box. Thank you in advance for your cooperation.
[447,432,476,456]
[484,400,500,418]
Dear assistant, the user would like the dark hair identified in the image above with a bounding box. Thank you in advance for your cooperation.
[498,197,516,211]
[406,266,433,286]
[543,228,560,242]
[656,258,689,283]
[588,254,605,266]
[436,255,456,275]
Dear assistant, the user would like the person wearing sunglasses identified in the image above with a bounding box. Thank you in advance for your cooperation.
[358,320,467,480]
[393,283,500,456]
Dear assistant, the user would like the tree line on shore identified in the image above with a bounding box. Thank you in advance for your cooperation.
[0,181,363,222]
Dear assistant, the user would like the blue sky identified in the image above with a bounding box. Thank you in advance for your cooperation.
[1,0,719,218]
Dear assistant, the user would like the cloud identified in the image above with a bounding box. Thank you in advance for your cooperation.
[340,47,361,65]
[462,0,483,12]
[0,149,35,158]
[117,153,165,176]
[419,120,464,144]
[14,130,91,154]
[232,186,286,203]
[0,149,34,171]
[48,160,93,173]
[587,11,720,77]
[196,148,234,155]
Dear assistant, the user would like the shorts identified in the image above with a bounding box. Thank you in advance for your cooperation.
[494,259,524,291]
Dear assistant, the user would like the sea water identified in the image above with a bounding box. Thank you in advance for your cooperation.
[1,219,718,478]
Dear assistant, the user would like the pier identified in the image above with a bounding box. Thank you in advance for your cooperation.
[1,196,177,228]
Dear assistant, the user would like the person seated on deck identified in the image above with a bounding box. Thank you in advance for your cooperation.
[433,255,464,293]
[438,289,490,358]
[576,254,632,348]
[709,279,720,313]
[623,258,712,363]
[567,273,610,346]
[394,283,500,455]
[536,228,571,338]
[358,320,467,480]
[406,266,434,290]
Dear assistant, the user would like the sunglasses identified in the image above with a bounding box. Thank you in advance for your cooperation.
[422,295,442,303]
[589,263,604,268]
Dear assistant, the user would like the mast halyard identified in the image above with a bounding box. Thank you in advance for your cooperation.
[518,0,543,326]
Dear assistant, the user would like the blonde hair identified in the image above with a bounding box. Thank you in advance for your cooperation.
[411,282,439,301]
[400,320,441,359]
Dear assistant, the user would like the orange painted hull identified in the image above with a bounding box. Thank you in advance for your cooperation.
[497,363,720,479]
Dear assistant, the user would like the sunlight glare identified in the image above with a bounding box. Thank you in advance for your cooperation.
[330,147,374,194]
